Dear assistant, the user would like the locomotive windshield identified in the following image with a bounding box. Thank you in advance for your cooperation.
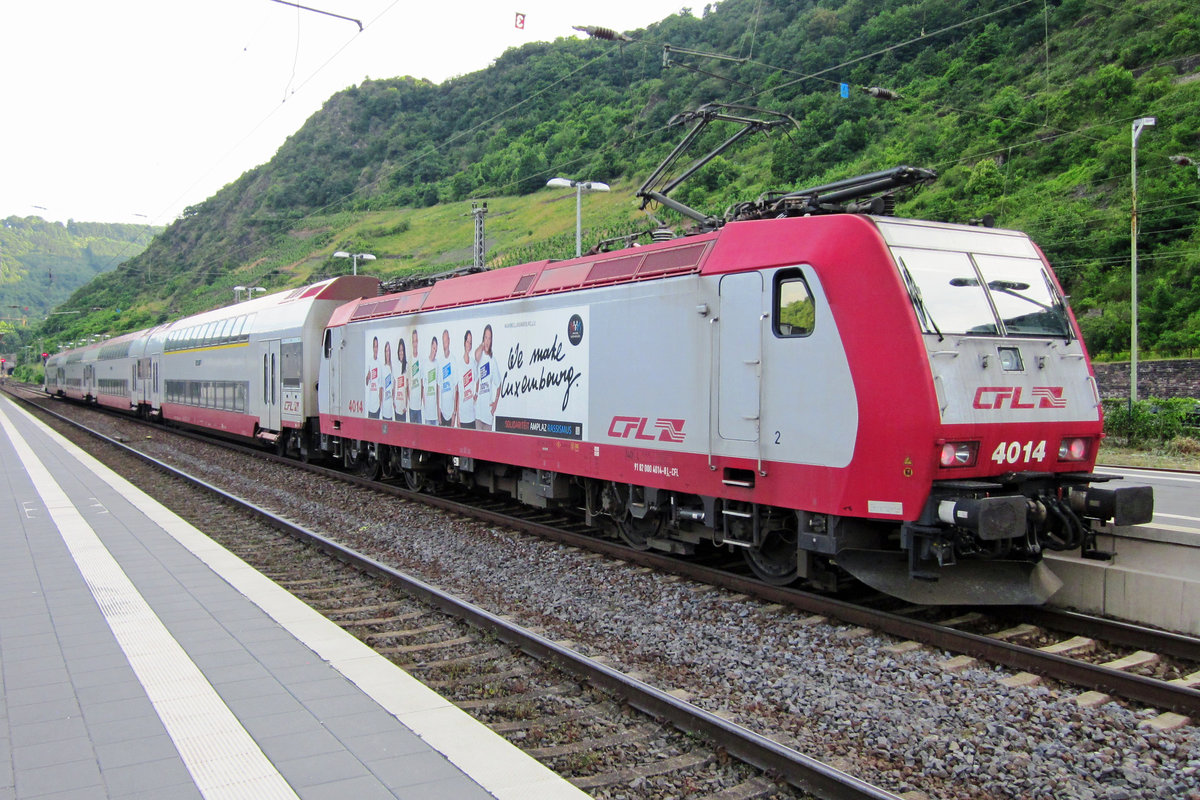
[875,218,1073,340]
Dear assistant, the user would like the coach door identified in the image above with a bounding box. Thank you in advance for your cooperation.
[260,339,282,431]
[717,272,763,444]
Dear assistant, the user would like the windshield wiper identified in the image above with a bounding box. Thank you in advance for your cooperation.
[899,258,943,342]
[950,275,1072,341]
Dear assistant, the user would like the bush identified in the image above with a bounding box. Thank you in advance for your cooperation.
[1103,397,1200,445]
[12,364,44,385]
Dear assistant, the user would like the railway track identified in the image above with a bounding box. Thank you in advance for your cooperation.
[12,384,1200,725]
[6,384,903,799]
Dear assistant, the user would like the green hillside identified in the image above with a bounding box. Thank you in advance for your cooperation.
[31,0,1200,362]
[0,216,158,351]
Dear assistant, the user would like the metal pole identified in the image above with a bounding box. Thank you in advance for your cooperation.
[1130,117,1155,410]
[575,183,583,258]
[472,202,488,268]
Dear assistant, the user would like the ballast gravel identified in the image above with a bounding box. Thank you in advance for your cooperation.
[52,411,1200,800]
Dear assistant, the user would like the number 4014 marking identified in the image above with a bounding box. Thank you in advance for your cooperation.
[991,440,1047,465]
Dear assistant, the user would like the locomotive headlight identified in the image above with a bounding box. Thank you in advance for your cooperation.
[1058,437,1089,462]
[939,441,978,468]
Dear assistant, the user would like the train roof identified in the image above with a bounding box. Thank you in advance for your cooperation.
[329,233,721,327]
[52,275,380,361]
[160,275,380,332]
[327,214,1042,328]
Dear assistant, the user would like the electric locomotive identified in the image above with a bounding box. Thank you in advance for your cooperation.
[315,205,1151,605]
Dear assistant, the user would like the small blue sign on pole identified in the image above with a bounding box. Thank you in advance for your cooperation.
[840,83,849,98]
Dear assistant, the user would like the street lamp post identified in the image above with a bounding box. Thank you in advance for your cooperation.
[546,178,610,257]
[333,251,376,275]
[1130,116,1155,410]
[230,286,264,302]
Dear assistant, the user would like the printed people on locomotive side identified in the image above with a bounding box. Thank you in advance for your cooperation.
[366,336,381,419]
[407,329,422,424]
[458,329,476,429]
[439,328,456,426]
[395,337,409,423]
[380,341,395,421]
[474,323,499,431]
[424,335,440,425]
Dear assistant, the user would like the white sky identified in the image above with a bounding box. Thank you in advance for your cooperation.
[1,1,693,226]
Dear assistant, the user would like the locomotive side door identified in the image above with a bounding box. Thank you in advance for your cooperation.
[260,338,282,431]
[324,329,340,417]
[717,272,763,443]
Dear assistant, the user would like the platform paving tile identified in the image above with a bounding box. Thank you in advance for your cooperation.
[13,760,100,799]
[5,654,69,682]
[226,688,311,720]
[81,696,159,728]
[215,674,309,708]
[93,732,182,771]
[370,748,482,789]
[66,651,140,677]
[6,697,82,728]
[4,680,79,710]
[3,664,71,692]
[64,665,138,691]
[256,726,354,762]
[125,783,204,800]
[24,788,108,800]
[260,658,346,687]
[169,622,244,648]
[237,707,326,740]
[73,676,148,707]
[338,729,433,763]
[192,658,274,686]
[101,757,196,796]
[84,715,173,750]
[286,674,372,704]
[12,716,90,749]
[275,749,382,789]
[301,775,408,800]
[298,690,401,723]
[176,632,251,661]
[395,775,494,800]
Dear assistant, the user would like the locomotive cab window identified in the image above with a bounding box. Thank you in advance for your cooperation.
[773,270,815,337]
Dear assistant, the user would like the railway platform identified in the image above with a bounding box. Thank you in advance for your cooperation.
[0,394,586,800]
[1047,466,1200,636]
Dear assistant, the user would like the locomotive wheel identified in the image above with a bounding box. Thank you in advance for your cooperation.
[358,450,380,480]
[403,469,428,493]
[343,441,380,480]
[617,512,661,550]
[744,528,800,585]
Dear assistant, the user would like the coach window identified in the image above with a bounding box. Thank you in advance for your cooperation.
[773,269,815,337]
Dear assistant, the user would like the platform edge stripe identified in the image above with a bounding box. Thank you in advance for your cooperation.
[0,402,300,800]
[4,399,591,800]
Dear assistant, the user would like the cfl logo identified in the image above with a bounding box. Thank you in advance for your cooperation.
[973,386,1066,410]
[608,416,686,442]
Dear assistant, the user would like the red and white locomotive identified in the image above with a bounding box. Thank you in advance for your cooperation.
[316,209,1152,605]
[46,205,1151,605]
